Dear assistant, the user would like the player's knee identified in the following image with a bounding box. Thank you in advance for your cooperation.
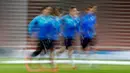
[31,50,42,57]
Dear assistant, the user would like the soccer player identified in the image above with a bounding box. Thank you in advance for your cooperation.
[48,7,63,68]
[80,4,97,54]
[28,6,57,65]
[57,6,80,68]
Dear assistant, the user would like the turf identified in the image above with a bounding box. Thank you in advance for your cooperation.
[1,64,130,73]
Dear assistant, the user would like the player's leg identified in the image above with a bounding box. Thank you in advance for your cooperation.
[77,37,89,61]
[56,46,66,56]
[87,37,97,68]
[80,38,96,68]
[27,40,43,59]
[65,38,76,68]
[65,38,73,58]
[81,38,90,53]
[45,39,57,69]
[49,40,55,68]
[55,37,66,56]
[25,40,46,72]
[89,35,97,53]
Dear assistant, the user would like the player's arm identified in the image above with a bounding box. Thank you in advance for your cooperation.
[28,16,38,37]
[53,17,62,36]
[58,18,63,36]
[77,17,81,33]
[94,14,97,26]
[94,15,97,36]
[59,15,66,36]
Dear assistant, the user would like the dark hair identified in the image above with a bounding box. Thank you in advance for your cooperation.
[88,4,95,8]
[40,6,51,11]
[84,4,96,10]
[69,6,77,10]
[56,7,63,14]
[52,7,63,16]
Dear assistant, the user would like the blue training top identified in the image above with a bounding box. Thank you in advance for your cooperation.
[61,14,80,39]
[80,12,97,39]
[48,16,61,40]
[28,14,55,40]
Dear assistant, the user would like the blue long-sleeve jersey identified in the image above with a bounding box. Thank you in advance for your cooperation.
[28,15,60,40]
[80,12,97,39]
[61,14,80,39]
[48,16,61,40]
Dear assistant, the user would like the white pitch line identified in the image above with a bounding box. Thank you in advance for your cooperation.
[1,60,130,65]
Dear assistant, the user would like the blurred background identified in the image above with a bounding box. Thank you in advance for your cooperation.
[0,0,130,60]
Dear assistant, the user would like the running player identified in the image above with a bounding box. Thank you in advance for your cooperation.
[48,7,63,68]
[80,4,97,54]
[57,6,80,68]
[28,6,55,60]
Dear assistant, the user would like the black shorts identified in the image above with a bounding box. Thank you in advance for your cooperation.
[37,39,55,51]
[31,39,55,57]
[81,37,97,49]
[64,38,74,49]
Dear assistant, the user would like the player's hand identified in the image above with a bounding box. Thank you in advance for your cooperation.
[59,32,63,36]
[59,33,62,36]
[31,32,37,38]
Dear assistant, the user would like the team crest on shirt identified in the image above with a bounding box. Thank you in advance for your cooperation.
[89,15,96,21]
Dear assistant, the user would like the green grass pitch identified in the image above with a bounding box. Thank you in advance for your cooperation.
[1,64,130,73]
